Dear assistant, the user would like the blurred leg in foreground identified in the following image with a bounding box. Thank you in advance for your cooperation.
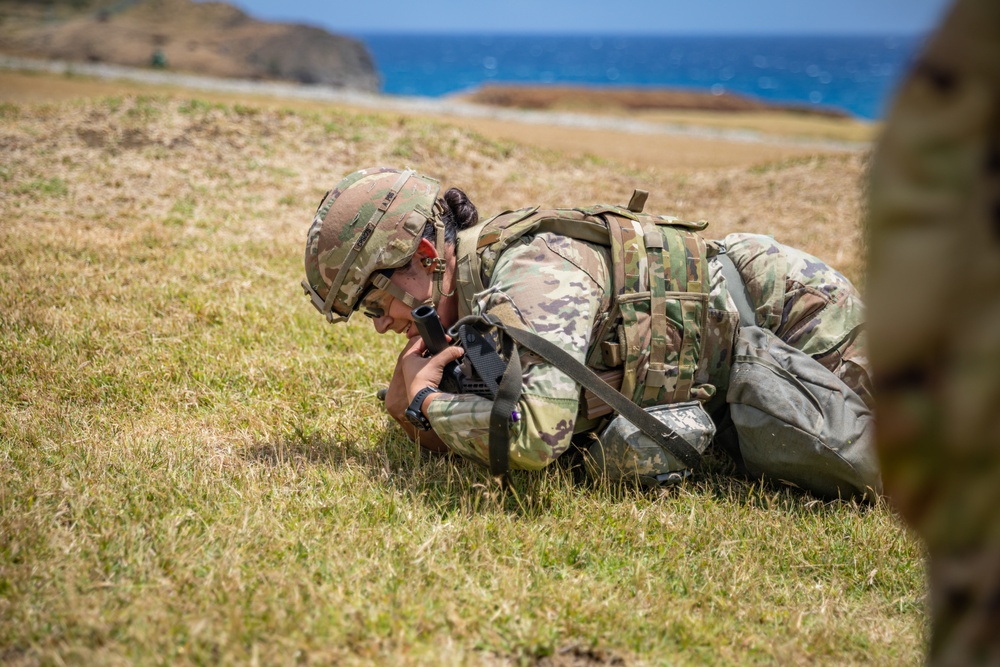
[866,0,1000,663]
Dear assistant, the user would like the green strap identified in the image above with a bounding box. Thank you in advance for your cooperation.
[670,232,700,401]
[454,225,486,321]
[495,322,702,470]
[643,226,669,403]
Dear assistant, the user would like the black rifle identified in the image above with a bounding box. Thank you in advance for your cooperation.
[412,304,466,395]
[375,306,505,402]
[412,305,502,399]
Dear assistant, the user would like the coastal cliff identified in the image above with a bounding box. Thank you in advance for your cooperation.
[0,0,380,91]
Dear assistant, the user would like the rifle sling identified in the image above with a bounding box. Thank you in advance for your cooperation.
[494,323,702,471]
[488,337,522,476]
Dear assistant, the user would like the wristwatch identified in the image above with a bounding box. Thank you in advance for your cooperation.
[404,386,438,431]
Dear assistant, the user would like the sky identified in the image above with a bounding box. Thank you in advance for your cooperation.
[220,0,954,36]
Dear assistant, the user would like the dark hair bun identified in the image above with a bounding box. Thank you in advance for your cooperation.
[442,188,478,230]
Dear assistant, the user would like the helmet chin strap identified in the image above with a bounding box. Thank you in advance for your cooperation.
[368,272,428,310]
[369,207,453,316]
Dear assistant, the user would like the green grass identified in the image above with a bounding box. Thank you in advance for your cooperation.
[0,96,924,665]
[12,176,69,198]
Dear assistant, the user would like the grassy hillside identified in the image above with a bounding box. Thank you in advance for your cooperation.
[0,94,922,665]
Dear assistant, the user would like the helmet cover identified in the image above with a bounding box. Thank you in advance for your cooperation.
[303,167,441,322]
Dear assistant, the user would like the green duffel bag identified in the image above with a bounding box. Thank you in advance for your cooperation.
[718,254,882,500]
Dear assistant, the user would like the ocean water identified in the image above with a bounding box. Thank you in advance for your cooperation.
[358,33,926,120]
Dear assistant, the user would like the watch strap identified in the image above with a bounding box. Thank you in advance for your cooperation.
[405,386,438,431]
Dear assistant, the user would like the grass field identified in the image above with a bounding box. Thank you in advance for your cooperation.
[0,85,925,666]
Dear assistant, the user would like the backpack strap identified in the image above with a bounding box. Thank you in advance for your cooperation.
[716,253,756,327]
[672,230,710,402]
[603,213,646,401]
[454,224,487,321]
[488,333,522,477]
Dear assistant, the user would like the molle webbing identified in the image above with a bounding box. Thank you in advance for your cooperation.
[644,224,670,402]
[453,204,713,406]
[600,212,711,406]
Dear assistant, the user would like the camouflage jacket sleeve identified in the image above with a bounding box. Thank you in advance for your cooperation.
[722,232,866,355]
[720,232,872,403]
[425,232,611,470]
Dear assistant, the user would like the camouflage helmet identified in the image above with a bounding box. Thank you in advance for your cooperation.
[302,167,442,323]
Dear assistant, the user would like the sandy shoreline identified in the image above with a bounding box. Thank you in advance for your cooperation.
[1,54,872,170]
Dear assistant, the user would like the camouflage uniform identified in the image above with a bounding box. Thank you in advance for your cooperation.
[866,0,1000,662]
[722,233,871,405]
[299,168,874,491]
[427,220,872,474]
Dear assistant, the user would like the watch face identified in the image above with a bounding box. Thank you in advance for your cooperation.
[405,408,429,431]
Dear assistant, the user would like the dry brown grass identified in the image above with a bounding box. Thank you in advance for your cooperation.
[0,86,914,666]
[0,72,869,280]
[461,84,850,118]
[0,68,875,167]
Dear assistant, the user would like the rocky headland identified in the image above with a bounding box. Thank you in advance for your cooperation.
[0,0,379,91]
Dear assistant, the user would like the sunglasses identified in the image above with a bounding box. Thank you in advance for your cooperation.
[359,287,392,319]
[355,270,395,319]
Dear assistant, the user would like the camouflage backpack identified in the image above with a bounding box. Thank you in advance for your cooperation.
[452,191,718,481]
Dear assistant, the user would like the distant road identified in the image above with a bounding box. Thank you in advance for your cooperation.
[1,54,870,155]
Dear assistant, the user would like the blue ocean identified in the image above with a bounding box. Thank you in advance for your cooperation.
[357,34,926,120]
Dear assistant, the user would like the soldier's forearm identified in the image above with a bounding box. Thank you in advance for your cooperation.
[392,412,449,452]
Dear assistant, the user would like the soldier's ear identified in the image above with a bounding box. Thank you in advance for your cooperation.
[414,238,438,270]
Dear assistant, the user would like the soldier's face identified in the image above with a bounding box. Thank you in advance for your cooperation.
[369,262,432,338]
[370,295,417,337]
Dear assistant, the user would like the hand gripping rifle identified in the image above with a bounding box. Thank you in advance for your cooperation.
[412,304,503,399]
[375,305,504,402]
